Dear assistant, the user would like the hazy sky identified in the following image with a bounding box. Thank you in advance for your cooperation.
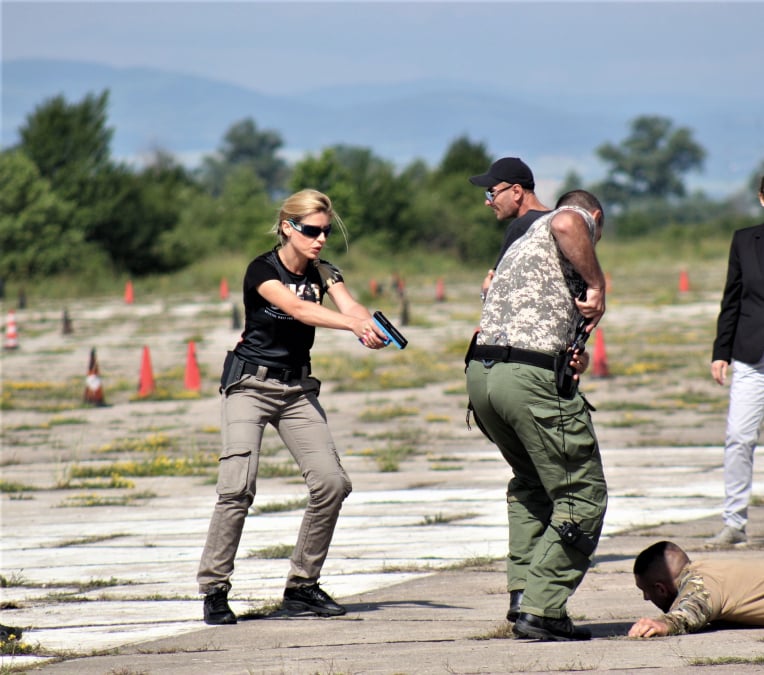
[3,1,763,101]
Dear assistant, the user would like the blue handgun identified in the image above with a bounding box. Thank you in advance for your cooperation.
[373,311,408,349]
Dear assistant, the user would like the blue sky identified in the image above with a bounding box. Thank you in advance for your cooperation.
[2,1,763,198]
[3,1,763,100]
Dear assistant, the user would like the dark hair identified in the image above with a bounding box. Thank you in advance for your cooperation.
[759,176,764,194]
[556,189,604,218]
[633,540,689,579]
[633,541,670,576]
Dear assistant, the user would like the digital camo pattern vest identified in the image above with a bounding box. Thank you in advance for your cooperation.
[478,206,595,353]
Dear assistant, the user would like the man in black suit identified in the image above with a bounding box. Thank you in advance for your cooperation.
[707,176,764,547]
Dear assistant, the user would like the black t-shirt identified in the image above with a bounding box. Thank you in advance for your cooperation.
[233,249,343,369]
[493,209,550,269]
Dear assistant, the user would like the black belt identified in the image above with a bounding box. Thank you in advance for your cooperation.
[241,361,310,382]
[472,345,556,371]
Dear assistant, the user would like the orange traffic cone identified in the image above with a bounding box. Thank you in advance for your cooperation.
[220,277,229,301]
[83,347,106,406]
[124,280,134,304]
[369,278,379,298]
[435,277,446,302]
[137,346,155,397]
[591,328,610,378]
[4,310,19,350]
[184,341,201,392]
[678,269,690,293]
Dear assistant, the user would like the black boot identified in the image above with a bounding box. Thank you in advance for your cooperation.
[203,589,237,625]
[514,612,591,641]
[506,589,523,622]
[283,583,346,617]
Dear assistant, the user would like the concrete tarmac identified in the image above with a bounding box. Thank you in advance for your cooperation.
[11,507,764,675]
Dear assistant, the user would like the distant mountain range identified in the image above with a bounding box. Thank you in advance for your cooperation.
[3,58,762,198]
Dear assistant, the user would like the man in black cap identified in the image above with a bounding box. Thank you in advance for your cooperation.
[469,157,551,299]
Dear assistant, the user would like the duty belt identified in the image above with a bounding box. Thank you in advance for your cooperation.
[242,362,311,382]
[471,344,556,371]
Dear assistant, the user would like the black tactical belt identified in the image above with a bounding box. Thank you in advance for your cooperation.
[242,361,310,382]
[471,344,556,371]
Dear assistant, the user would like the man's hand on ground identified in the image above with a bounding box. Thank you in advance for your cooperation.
[628,617,670,638]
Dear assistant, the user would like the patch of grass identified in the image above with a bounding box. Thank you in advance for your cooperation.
[358,404,419,423]
[374,442,418,472]
[470,622,516,640]
[66,453,216,479]
[0,480,39,493]
[429,464,463,472]
[252,497,308,514]
[238,599,284,620]
[0,634,41,656]
[57,473,136,490]
[258,462,301,478]
[421,512,479,526]
[52,533,129,548]
[246,543,294,559]
[424,413,450,423]
[442,555,498,571]
[688,656,764,666]
[600,413,652,428]
[0,571,28,588]
[57,491,156,507]
[1,576,132,592]
[48,415,88,426]
[96,433,176,454]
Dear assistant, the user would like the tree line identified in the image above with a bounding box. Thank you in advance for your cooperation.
[1,89,762,280]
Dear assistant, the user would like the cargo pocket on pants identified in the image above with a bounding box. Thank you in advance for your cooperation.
[216,448,251,496]
[528,398,595,464]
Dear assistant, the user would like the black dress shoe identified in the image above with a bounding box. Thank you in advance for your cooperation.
[283,583,346,617]
[203,589,237,625]
[506,589,523,622]
[514,612,591,641]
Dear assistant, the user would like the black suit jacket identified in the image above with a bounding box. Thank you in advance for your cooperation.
[712,223,764,365]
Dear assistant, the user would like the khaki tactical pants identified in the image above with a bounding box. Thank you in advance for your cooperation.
[466,359,607,619]
[197,374,351,595]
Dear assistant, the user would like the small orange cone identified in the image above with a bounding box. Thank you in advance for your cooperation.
[435,277,446,302]
[220,277,229,301]
[137,345,155,397]
[83,347,106,406]
[592,328,610,378]
[184,341,201,392]
[369,278,379,298]
[678,269,690,293]
[124,280,134,304]
[4,310,19,350]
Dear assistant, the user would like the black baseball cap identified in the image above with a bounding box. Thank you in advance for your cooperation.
[469,157,535,190]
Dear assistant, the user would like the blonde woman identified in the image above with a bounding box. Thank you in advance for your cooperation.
[198,189,388,624]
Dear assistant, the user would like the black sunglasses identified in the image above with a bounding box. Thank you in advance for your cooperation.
[287,219,332,238]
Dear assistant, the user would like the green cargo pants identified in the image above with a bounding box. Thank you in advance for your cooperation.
[466,358,607,619]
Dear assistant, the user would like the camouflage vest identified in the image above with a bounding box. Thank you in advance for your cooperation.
[478,205,595,353]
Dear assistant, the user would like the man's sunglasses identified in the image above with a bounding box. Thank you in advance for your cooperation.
[287,219,332,238]
[485,185,513,203]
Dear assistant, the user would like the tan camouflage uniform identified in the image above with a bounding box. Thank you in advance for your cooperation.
[660,560,764,634]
